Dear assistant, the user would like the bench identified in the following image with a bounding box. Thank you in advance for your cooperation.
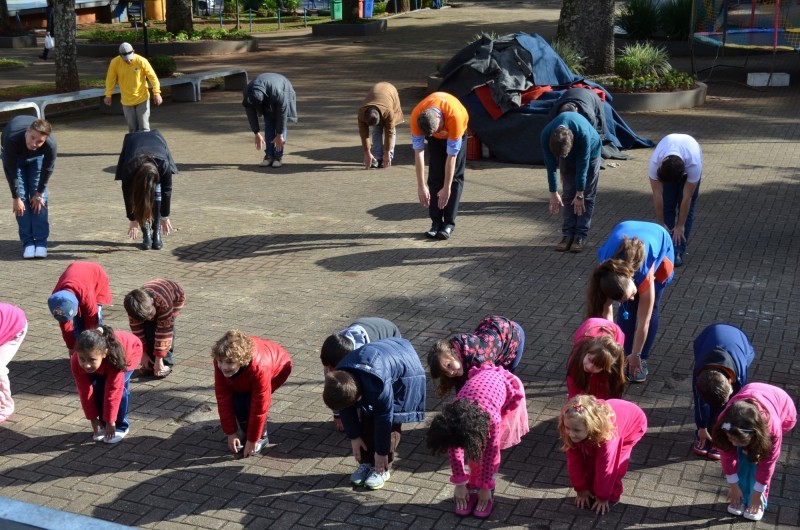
[0,101,41,119]
[185,68,249,101]
[20,88,107,119]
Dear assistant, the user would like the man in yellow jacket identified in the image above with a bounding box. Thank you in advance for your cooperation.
[104,42,162,133]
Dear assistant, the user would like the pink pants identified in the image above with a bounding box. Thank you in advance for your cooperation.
[0,322,27,423]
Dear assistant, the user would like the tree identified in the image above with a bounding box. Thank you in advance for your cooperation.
[166,0,193,34]
[1,0,11,34]
[556,0,615,75]
[54,0,79,92]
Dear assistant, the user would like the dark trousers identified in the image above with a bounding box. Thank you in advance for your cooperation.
[72,305,103,344]
[89,370,133,431]
[232,363,291,438]
[359,416,402,465]
[507,322,525,373]
[662,180,699,254]
[142,320,174,367]
[427,136,466,230]
[617,281,666,359]
[559,156,601,238]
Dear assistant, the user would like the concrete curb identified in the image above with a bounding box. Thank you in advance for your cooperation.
[609,81,707,112]
[76,38,258,57]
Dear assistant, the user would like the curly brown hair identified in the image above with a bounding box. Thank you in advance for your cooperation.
[711,399,772,463]
[586,236,645,318]
[558,394,616,451]
[427,399,490,462]
[566,335,626,399]
[211,329,255,365]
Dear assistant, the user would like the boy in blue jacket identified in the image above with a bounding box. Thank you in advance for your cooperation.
[692,323,755,459]
[323,337,426,490]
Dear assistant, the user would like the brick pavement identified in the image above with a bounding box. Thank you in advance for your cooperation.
[1,0,799,528]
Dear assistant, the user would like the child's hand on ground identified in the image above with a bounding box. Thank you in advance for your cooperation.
[243,440,257,458]
[128,221,139,239]
[727,484,743,508]
[747,491,764,513]
[696,428,711,444]
[453,484,468,510]
[374,453,389,473]
[350,437,367,462]
[228,434,243,454]
[592,499,610,515]
[575,490,593,509]
[90,418,103,437]
[333,417,344,432]
[476,488,492,512]
[153,357,165,373]
[104,421,116,442]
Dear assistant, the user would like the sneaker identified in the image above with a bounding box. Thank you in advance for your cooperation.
[260,156,274,167]
[22,245,35,259]
[350,463,373,486]
[34,246,47,258]
[727,504,744,516]
[253,430,269,454]
[370,158,380,169]
[569,238,585,253]
[707,446,721,460]
[272,159,283,168]
[103,428,129,444]
[93,429,106,442]
[554,236,573,252]
[743,507,764,521]
[692,435,710,458]
[626,360,648,383]
[364,469,390,490]
[674,253,684,267]
[424,224,440,239]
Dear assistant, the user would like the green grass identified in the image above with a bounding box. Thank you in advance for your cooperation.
[0,77,105,100]
[0,58,27,69]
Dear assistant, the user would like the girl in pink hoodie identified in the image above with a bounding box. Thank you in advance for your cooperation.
[711,382,796,521]
[0,303,27,423]
[566,318,626,400]
[558,395,647,514]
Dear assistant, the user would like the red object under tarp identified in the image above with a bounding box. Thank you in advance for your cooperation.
[474,82,607,121]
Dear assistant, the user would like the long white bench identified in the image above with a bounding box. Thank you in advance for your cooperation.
[0,101,41,118]
[186,68,249,101]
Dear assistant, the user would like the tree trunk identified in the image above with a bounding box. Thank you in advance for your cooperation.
[54,0,79,93]
[386,0,410,14]
[557,0,615,75]
[166,0,194,34]
[342,0,357,22]
[0,0,11,34]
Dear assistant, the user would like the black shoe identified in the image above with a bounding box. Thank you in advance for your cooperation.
[39,54,47,60]
[569,238,585,253]
[674,253,684,267]
[436,226,454,240]
[425,223,441,239]
[141,223,152,250]
[370,159,380,169]
[555,236,573,252]
[375,159,383,169]
[152,223,163,250]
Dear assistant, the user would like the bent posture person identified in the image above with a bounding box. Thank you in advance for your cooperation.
[2,116,57,259]
[243,73,298,168]
[357,82,404,169]
[648,133,702,267]
[104,42,162,133]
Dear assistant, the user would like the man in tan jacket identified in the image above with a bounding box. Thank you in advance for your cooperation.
[357,82,404,169]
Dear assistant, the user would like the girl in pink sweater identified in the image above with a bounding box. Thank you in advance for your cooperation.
[558,395,647,514]
[426,365,528,518]
[71,326,143,444]
[0,303,27,423]
[711,383,796,521]
[566,318,626,400]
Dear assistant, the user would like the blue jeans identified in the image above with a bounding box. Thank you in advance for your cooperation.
[263,117,286,160]
[5,152,49,248]
[142,320,175,367]
[737,447,768,508]
[507,322,525,373]
[559,156,601,238]
[617,281,666,359]
[662,180,699,254]
[89,369,133,431]
[72,305,103,344]
[370,125,395,162]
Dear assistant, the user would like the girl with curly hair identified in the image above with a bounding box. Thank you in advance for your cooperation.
[566,318,626,400]
[427,315,524,398]
[71,325,142,444]
[558,395,647,515]
[212,330,293,458]
[426,365,528,519]
[588,221,674,383]
[710,383,796,521]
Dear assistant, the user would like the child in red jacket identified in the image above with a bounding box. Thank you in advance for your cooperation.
[558,395,647,514]
[48,261,111,353]
[212,330,292,458]
[71,325,142,444]
[566,318,626,400]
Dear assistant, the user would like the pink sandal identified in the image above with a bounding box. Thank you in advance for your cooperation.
[455,492,477,516]
[473,497,494,519]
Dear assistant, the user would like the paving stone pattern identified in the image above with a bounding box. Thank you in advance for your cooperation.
[1,1,799,528]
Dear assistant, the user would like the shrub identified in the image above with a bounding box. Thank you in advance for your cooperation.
[149,54,177,77]
[608,70,695,92]
[616,42,671,78]
[618,0,660,40]
[659,0,693,41]
[373,1,387,15]
[551,39,586,76]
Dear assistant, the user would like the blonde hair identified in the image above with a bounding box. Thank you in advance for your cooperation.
[558,394,616,450]
[212,329,255,365]
[586,236,645,318]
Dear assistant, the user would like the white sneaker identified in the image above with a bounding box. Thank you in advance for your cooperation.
[34,246,47,258]
[260,156,274,167]
[364,469,390,490]
[104,428,129,444]
[93,428,106,442]
[743,507,764,521]
[727,504,744,516]
[22,245,35,259]
[253,435,269,454]
[272,159,283,168]
[350,463,373,486]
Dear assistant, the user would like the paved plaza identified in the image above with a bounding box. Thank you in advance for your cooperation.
[1,0,799,528]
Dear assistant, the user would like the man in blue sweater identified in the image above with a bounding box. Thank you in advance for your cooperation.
[540,112,602,253]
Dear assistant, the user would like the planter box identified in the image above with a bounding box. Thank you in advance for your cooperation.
[311,19,387,37]
[77,39,258,57]
[0,35,37,48]
[610,82,707,112]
